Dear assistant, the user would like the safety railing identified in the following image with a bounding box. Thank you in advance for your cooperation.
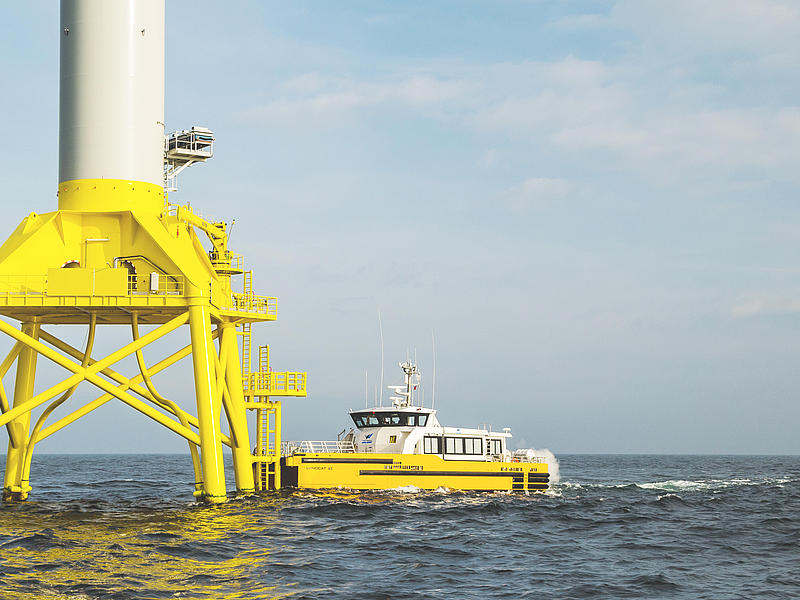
[128,274,184,295]
[0,275,47,296]
[282,440,356,454]
[228,252,244,271]
[231,293,277,315]
[0,274,185,297]
[165,128,214,158]
[511,450,548,463]
[208,250,242,266]
[243,371,307,395]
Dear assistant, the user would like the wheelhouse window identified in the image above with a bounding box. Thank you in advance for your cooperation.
[488,439,503,455]
[423,436,442,454]
[351,412,431,428]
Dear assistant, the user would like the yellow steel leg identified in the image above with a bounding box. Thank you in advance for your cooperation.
[19,315,97,498]
[254,407,263,491]
[220,322,255,494]
[3,321,39,502]
[189,305,226,503]
[274,401,282,490]
[131,313,203,495]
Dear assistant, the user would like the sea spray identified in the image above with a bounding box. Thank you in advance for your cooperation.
[535,448,560,484]
[513,448,561,484]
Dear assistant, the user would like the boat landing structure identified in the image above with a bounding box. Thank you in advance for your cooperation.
[0,0,305,503]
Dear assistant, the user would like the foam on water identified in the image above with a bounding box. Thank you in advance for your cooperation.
[637,476,791,492]
[393,485,422,493]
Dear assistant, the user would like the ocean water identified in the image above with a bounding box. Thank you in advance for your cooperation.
[0,454,797,599]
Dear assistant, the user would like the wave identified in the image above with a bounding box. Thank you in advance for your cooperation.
[635,477,792,492]
[552,475,796,494]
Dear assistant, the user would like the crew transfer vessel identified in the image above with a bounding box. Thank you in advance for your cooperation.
[281,361,551,492]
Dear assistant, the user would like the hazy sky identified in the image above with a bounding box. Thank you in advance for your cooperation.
[1,1,800,455]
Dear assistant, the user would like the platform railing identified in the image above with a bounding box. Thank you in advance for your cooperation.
[128,274,184,295]
[0,274,186,297]
[231,293,277,315]
[0,275,47,296]
[243,371,306,394]
[282,440,356,454]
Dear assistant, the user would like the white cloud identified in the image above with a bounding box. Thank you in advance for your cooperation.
[548,13,615,31]
[731,295,800,318]
[246,73,475,123]
[479,148,501,169]
[241,5,800,184]
[612,0,800,56]
[503,177,571,212]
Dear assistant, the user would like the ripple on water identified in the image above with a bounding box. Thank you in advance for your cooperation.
[0,455,798,599]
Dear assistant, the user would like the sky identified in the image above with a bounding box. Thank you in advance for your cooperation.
[1,1,800,455]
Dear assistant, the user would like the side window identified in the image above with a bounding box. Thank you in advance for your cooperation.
[445,437,466,454]
[417,414,428,426]
[423,436,441,454]
[389,435,397,443]
[464,438,481,455]
[489,439,502,454]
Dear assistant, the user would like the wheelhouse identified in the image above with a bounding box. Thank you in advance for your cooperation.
[350,411,429,428]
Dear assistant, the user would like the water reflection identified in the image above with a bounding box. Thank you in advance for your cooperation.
[0,496,288,600]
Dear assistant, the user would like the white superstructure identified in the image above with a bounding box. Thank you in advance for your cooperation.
[286,360,547,464]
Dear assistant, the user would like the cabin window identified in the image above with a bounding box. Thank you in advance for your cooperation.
[444,437,465,454]
[389,435,397,443]
[444,437,483,455]
[423,436,442,454]
[417,414,428,426]
[351,414,382,428]
[488,439,502,455]
[464,438,482,455]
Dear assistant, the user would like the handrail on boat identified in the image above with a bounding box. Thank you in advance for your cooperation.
[282,440,357,454]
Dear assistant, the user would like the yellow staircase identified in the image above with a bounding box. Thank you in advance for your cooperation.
[240,338,307,491]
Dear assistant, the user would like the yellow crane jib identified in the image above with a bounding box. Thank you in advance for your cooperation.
[174,206,243,276]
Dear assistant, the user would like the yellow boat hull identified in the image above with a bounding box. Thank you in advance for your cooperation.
[281,453,549,492]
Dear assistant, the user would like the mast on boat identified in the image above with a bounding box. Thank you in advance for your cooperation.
[387,361,421,408]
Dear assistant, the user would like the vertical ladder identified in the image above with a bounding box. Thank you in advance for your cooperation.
[260,406,273,489]
[243,269,253,298]
[239,322,252,379]
[259,344,270,390]
[254,402,280,491]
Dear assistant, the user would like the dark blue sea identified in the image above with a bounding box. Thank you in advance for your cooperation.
[0,454,798,599]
